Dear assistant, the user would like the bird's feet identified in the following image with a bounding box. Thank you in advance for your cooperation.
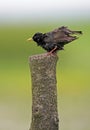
[47,51,57,56]
[47,46,57,56]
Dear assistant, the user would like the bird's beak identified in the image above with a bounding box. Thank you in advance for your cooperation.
[27,37,33,42]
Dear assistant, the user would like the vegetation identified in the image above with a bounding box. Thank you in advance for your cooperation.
[0,22,90,130]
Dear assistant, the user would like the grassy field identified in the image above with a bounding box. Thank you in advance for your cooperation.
[0,22,90,130]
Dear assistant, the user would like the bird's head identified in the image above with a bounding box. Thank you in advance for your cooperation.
[27,32,44,46]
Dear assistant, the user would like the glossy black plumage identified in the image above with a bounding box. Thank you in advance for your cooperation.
[32,26,82,53]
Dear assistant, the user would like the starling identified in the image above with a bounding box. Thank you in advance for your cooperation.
[27,26,82,54]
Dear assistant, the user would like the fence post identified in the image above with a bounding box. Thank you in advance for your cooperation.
[29,53,59,130]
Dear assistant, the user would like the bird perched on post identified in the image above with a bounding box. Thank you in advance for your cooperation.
[27,26,82,54]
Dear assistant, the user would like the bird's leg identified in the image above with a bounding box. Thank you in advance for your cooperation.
[47,46,57,55]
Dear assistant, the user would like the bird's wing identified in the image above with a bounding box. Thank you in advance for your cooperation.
[52,28,77,43]
[44,27,77,44]
[44,30,67,44]
[51,29,69,43]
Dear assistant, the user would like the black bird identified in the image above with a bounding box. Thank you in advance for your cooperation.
[27,26,82,54]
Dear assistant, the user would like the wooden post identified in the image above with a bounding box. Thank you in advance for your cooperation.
[29,53,59,130]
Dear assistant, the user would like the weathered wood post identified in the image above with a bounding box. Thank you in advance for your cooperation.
[29,53,59,130]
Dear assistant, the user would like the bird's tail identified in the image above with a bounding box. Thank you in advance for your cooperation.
[72,31,82,34]
[59,26,82,35]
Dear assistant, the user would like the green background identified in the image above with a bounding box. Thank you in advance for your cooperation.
[0,21,90,130]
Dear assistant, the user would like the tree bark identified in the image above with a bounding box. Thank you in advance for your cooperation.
[29,53,59,130]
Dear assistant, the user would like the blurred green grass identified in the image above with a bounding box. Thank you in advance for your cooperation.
[0,23,90,96]
[0,22,90,130]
